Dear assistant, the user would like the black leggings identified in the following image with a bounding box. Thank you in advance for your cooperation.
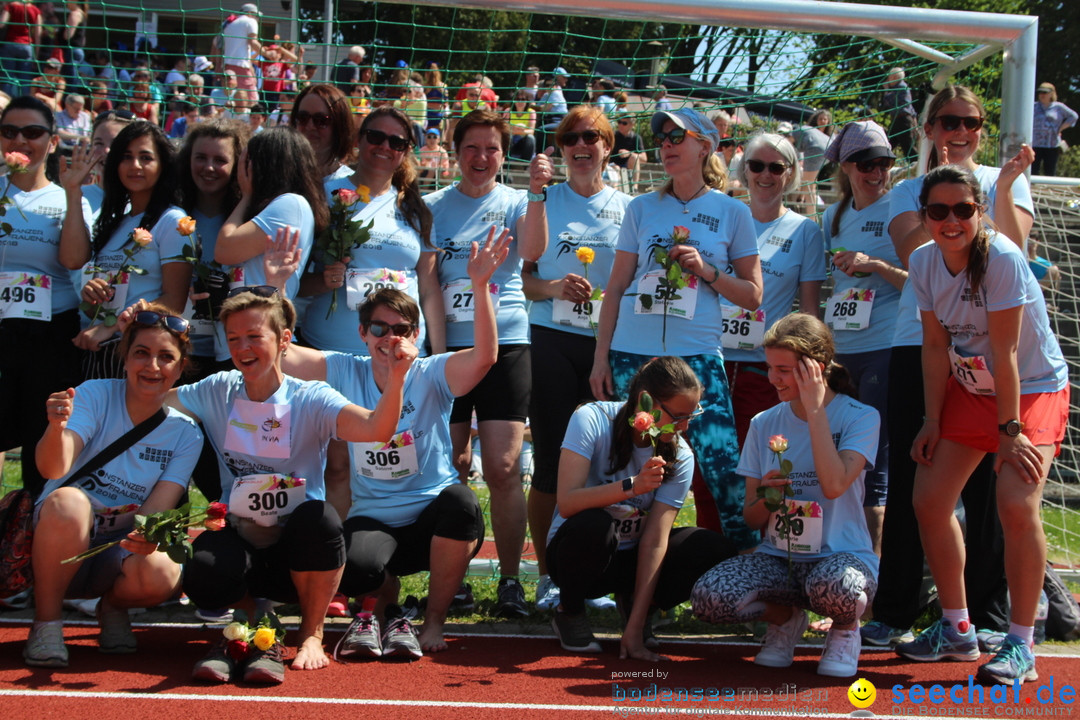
[183,500,345,607]
[547,507,736,614]
[339,483,485,597]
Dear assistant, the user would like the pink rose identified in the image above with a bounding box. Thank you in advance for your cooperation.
[336,188,359,206]
[204,517,226,532]
[671,225,690,243]
[768,435,788,454]
[632,411,655,434]
[4,151,29,173]
[131,228,153,247]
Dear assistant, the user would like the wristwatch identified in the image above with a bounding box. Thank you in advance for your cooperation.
[622,477,635,497]
[526,188,546,203]
[998,419,1024,437]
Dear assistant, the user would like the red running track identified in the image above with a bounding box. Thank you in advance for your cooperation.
[2,622,1079,719]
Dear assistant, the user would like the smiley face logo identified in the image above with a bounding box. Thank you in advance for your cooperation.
[848,678,876,709]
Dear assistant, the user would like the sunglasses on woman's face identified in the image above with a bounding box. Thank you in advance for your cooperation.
[933,115,984,132]
[854,158,895,174]
[361,128,411,152]
[133,310,190,334]
[560,130,601,146]
[924,202,980,221]
[0,124,52,140]
[293,110,332,130]
[226,285,279,299]
[653,128,701,146]
[365,320,415,338]
[746,159,789,175]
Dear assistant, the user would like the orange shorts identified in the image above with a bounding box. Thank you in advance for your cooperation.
[939,376,1069,455]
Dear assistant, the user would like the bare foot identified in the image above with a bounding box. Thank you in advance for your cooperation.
[418,623,448,652]
[292,635,330,670]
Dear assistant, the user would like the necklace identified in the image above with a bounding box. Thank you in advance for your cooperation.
[672,182,706,213]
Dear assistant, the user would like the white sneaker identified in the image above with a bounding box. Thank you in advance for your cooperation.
[754,609,808,668]
[818,627,862,677]
[586,595,616,611]
[535,575,561,611]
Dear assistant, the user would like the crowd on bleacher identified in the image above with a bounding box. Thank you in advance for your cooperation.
[0,0,1074,694]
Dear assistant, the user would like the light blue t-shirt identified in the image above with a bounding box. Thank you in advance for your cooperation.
[1,183,91,315]
[39,379,202,532]
[550,401,694,550]
[822,193,901,354]
[611,190,758,357]
[888,167,1035,347]
[527,182,630,336]
[424,183,529,346]
[175,370,349,502]
[82,184,104,215]
[237,192,315,300]
[910,231,1067,395]
[724,210,826,362]
[303,180,435,354]
[83,206,191,329]
[324,351,457,527]
[739,394,879,575]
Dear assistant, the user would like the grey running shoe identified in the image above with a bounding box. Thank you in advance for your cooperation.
[552,609,602,653]
[335,612,382,660]
[895,618,980,662]
[242,641,286,684]
[381,608,422,661]
[24,623,69,668]
[191,639,236,683]
[977,634,1038,684]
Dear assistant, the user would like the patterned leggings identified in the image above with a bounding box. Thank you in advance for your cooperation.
[691,551,877,627]
[609,350,754,549]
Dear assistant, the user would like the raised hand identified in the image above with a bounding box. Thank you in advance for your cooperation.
[263,226,302,290]
[59,141,104,192]
[45,387,76,429]
[467,226,511,284]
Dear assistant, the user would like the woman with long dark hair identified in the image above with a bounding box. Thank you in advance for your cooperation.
[549,356,733,659]
[894,166,1067,686]
[289,83,355,182]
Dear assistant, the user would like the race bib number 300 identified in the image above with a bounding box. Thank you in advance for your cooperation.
[228,474,306,527]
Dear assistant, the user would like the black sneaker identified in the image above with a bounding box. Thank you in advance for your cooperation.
[496,577,529,618]
[381,605,422,661]
[192,639,236,683]
[334,612,382,660]
[242,640,286,684]
[552,609,602,653]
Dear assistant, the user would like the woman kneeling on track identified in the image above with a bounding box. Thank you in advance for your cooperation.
[25,304,203,667]
[548,356,735,660]
[692,313,880,678]
[893,165,1068,685]
[281,228,510,659]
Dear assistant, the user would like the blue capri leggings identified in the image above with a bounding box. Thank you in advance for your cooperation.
[691,551,877,628]
[609,350,754,549]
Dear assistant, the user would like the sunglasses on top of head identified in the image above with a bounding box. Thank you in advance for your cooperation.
[932,115,984,132]
[365,320,415,338]
[133,310,190,334]
[560,130,601,146]
[293,110,332,130]
[226,285,279,299]
[362,128,411,152]
[923,202,980,221]
[746,159,790,175]
[0,124,52,140]
[653,128,702,146]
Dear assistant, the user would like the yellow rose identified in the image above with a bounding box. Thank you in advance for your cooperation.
[356,184,372,204]
[253,626,276,651]
[177,216,197,236]
[575,247,595,265]
[132,228,153,247]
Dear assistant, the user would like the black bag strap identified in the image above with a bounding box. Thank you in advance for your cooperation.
[61,408,168,490]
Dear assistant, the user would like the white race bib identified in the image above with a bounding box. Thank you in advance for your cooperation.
[606,502,648,545]
[227,474,306,527]
[443,278,499,323]
[551,295,602,330]
[181,296,215,336]
[345,268,410,311]
[767,499,824,554]
[720,304,766,350]
[949,346,995,395]
[826,288,875,331]
[634,270,697,320]
[0,272,51,321]
[223,398,292,459]
[351,430,420,480]
[92,502,139,535]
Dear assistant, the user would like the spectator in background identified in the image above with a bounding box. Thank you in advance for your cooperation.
[30,56,65,112]
[610,113,646,193]
[55,91,91,145]
[249,101,267,133]
[506,89,536,162]
[418,126,450,181]
[809,108,834,137]
[535,68,569,153]
[652,84,672,112]
[790,117,830,212]
[590,77,616,115]
[192,55,213,76]
[260,41,299,111]
[168,100,198,139]
[63,1,89,85]
[215,2,261,112]
[209,69,238,117]
[0,0,41,96]
[613,91,629,114]
[1032,82,1077,177]
[88,78,109,114]
[128,66,160,125]
[333,45,365,94]
[187,72,205,100]
[422,61,448,132]
[881,67,918,160]
[709,109,732,138]
[163,55,187,87]
[520,65,540,102]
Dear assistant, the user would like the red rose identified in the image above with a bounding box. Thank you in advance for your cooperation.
[226,639,249,662]
[206,502,228,520]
